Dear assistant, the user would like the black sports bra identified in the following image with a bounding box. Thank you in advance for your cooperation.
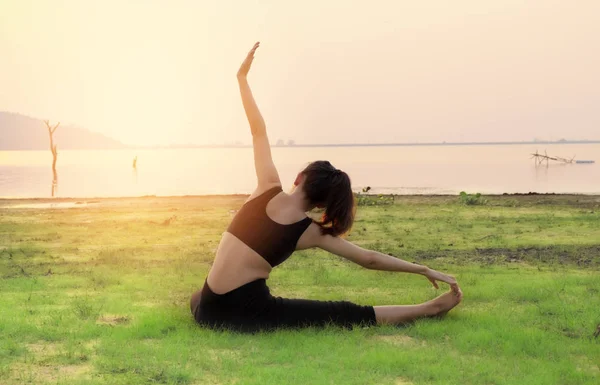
[226,186,312,267]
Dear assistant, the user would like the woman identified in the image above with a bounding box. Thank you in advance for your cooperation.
[190,42,462,333]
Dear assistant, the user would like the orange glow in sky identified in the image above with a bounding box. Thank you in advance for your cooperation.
[1,0,599,146]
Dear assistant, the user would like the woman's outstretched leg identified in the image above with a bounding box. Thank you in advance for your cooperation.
[374,290,463,325]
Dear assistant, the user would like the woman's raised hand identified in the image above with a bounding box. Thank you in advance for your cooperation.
[424,268,461,295]
[237,42,260,79]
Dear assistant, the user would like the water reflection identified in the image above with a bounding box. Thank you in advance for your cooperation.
[51,172,58,197]
[133,156,138,184]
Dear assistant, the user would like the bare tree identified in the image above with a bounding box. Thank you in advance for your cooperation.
[44,120,60,196]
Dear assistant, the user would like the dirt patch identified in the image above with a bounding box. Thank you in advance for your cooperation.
[96,314,130,326]
[9,362,92,383]
[84,339,100,350]
[395,378,415,385]
[414,245,600,267]
[206,348,242,361]
[372,335,422,347]
[26,342,61,359]
[190,374,230,385]
[576,355,600,375]
[5,202,100,209]
[135,301,161,308]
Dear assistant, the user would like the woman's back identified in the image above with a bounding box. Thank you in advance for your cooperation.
[206,185,312,294]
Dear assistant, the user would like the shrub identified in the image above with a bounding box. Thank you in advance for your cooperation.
[459,191,487,206]
[355,193,394,206]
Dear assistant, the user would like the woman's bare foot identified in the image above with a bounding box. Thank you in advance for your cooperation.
[424,290,463,317]
[373,289,463,325]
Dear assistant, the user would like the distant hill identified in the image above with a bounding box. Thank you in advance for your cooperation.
[0,111,125,150]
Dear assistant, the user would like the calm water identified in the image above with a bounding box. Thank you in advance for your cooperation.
[0,144,598,198]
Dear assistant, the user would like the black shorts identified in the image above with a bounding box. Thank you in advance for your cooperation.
[190,279,376,333]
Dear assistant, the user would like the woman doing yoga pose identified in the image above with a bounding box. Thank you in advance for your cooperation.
[190,42,463,333]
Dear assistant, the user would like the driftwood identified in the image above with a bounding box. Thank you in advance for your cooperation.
[531,150,575,166]
[44,120,60,196]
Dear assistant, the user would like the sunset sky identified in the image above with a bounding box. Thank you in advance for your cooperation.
[1,0,598,146]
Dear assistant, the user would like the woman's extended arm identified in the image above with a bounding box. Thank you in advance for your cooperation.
[305,225,460,292]
[237,42,281,187]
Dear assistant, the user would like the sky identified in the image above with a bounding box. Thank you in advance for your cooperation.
[1,0,599,146]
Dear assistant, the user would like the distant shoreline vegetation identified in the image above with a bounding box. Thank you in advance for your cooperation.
[149,139,600,150]
[3,140,599,151]
[2,111,599,150]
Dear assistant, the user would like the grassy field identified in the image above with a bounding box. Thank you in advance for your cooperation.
[1,194,599,385]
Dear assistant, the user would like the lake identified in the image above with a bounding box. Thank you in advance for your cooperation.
[0,144,598,198]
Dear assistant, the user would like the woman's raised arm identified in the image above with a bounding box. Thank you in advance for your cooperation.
[237,42,281,188]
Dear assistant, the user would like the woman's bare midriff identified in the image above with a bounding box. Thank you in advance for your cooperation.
[206,231,273,294]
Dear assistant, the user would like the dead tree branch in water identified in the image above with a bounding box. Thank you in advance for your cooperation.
[44,120,60,196]
[530,149,575,166]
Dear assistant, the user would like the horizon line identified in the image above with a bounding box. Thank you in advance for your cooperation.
[135,139,600,149]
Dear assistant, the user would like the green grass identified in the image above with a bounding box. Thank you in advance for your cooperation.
[1,194,599,384]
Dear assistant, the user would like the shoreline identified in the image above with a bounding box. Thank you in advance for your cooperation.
[1,192,599,200]
[2,192,599,209]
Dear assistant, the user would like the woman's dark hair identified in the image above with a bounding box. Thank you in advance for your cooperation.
[300,160,355,237]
